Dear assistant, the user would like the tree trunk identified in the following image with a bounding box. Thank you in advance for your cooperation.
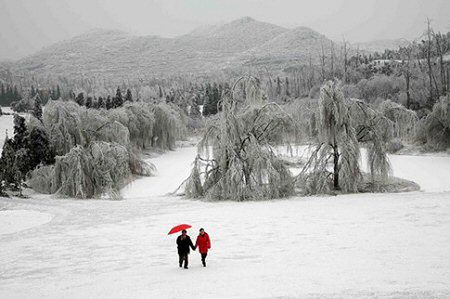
[333,141,340,190]
[406,73,411,109]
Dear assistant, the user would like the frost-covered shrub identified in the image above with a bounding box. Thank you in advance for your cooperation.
[355,75,403,103]
[107,102,154,149]
[378,100,418,141]
[28,100,186,198]
[416,96,450,150]
[152,103,186,150]
[386,138,404,153]
[42,101,85,155]
[30,142,132,198]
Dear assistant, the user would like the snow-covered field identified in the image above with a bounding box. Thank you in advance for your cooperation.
[1,111,450,298]
[1,144,450,298]
[0,107,15,151]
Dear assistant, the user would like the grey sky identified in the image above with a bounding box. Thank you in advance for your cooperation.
[0,0,449,60]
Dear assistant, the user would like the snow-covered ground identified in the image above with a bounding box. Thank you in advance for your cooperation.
[0,107,15,151]
[1,143,450,298]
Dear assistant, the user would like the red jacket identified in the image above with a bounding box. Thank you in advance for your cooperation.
[195,233,211,254]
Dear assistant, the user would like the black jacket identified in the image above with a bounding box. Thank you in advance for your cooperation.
[176,235,195,255]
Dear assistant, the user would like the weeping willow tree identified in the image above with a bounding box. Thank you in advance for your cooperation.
[378,100,418,142]
[185,77,297,201]
[299,81,392,194]
[27,100,187,198]
[29,142,133,199]
[416,95,450,150]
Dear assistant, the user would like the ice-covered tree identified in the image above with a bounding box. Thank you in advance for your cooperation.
[416,95,450,150]
[186,77,297,201]
[29,142,133,199]
[378,100,418,141]
[125,89,133,102]
[300,81,391,194]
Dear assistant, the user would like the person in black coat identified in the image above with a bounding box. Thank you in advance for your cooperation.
[176,229,195,269]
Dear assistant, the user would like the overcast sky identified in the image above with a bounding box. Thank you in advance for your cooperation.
[0,0,449,60]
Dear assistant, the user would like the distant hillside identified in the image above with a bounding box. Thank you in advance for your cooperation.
[9,17,350,80]
[243,26,333,67]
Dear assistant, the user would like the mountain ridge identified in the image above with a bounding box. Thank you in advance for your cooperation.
[6,17,395,80]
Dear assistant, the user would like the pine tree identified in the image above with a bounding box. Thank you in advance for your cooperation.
[32,95,43,120]
[106,96,113,110]
[0,139,18,186]
[98,96,105,109]
[75,92,85,106]
[113,87,123,108]
[13,114,28,150]
[85,96,93,109]
[27,126,55,168]
[125,89,133,102]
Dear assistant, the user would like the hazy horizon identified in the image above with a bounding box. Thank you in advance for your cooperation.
[1,0,449,61]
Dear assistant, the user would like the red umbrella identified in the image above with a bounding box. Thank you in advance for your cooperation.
[168,224,192,235]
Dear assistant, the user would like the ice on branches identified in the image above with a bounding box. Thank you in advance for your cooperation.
[185,76,297,201]
[299,81,392,194]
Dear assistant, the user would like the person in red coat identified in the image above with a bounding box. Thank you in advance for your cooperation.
[195,228,211,267]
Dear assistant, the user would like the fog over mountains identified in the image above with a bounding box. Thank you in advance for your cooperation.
[7,17,406,80]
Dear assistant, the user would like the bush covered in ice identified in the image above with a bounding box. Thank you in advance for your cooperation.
[28,100,185,198]
[416,95,450,151]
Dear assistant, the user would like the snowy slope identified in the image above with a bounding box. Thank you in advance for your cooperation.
[10,17,329,79]
[1,145,450,298]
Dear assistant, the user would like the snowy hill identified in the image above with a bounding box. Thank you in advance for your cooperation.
[243,26,333,67]
[10,17,331,80]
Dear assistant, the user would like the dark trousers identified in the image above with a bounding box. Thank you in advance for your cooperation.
[201,253,207,266]
[179,253,188,268]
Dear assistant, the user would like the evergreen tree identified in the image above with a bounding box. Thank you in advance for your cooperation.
[125,89,133,102]
[0,139,18,186]
[113,87,123,108]
[106,96,113,110]
[75,92,85,106]
[13,114,28,150]
[32,95,43,120]
[27,126,55,168]
[85,96,93,109]
[98,96,105,109]
[158,86,164,98]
